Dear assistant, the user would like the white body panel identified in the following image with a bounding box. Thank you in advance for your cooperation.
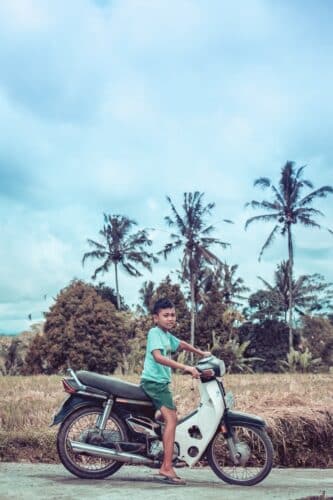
[175,379,225,466]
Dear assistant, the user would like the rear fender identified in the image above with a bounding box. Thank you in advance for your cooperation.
[50,395,103,426]
[223,410,266,429]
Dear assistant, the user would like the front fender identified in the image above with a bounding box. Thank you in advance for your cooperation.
[50,395,102,426]
[224,409,266,429]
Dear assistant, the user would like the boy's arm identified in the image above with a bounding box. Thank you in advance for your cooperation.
[178,340,211,358]
[152,349,200,378]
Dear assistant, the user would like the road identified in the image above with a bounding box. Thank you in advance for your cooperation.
[0,464,332,500]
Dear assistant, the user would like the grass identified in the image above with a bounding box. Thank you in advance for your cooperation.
[0,372,332,465]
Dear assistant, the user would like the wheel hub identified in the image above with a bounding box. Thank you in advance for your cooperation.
[235,442,251,465]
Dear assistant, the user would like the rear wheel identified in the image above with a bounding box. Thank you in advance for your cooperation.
[57,406,127,479]
[207,423,273,486]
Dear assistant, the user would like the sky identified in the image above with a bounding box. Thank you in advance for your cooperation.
[1,0,333,334]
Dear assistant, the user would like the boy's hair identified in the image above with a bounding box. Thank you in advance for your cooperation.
[152,298,175,315]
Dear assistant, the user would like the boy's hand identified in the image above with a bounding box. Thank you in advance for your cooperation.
[184,365,201,378]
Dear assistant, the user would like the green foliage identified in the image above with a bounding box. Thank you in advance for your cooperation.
[245,162,333,348]
[300,315,333,368]
[138,280,155,314]
[119,315,152,374]
[279,347,321,373]
[212,262,249,307]
[94,282,128,310]
[159,192,231,346]
[210,332,261,374]
[82,213,157,309]
[197,302,243,349]
[24,280,129,375]
[239,319,290,373]
[245,162,333,262]
[247,261,333,322]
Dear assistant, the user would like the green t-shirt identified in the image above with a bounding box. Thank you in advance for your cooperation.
[141,326,180,383]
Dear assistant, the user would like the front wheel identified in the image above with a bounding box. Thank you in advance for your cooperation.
[57,406,128,479]
[206,423,273,486]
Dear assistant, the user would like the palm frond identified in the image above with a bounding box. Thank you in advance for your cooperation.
[294,207,324,218]
[121,261,142,277]
[297,216,322,229]
[279,161,295,201]
[245,213,280,230]
[260,200,281,211]
[245,200,267,210]
[201,237,230,248]
[271,184,285,207]
[198,246,222,265]
[164,216,175,227]
[86,239,106,250]
[91,260,111,280]
[254,177,271,189]
[258,224,280,261]
[82,249,107,265]
[157,240,182,259]
[257,275,275,291]
[166,196,187,233]
[201,224,214,235]
[298,186,333,207]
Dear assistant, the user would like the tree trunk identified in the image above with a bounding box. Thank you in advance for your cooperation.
[287,225,294,350]
[190,276,196,363]
[114,262,120,310]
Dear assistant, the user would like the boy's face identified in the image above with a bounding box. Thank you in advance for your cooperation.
[154,307,176,331]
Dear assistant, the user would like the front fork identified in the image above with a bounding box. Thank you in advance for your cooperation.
[220,423,241,465]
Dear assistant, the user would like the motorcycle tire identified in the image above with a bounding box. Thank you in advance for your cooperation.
[206,423,274,486]
[57,405,128,479]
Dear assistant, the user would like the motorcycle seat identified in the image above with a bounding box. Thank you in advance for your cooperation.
[77,370,151,402]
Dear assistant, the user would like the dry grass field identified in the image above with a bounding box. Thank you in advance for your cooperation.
[1,372,332,466]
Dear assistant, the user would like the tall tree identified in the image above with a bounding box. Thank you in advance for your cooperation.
[258,261,333,320]
[245,161,333,348]
[138,280,155,314]
[159,192,231,351]
[82,214,158,309]
[24,280,128,374]
[202,262,249,307]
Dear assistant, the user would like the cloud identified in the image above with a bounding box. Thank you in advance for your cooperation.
[1,0,333,333]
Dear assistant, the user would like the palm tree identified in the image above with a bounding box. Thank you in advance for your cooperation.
[138,280,155,314]
[199,263,249,307]
[159,192,232,350]
[82,214,158,309]
[220,263,250,307]
[245,161,333,348]
[258,261,333,320]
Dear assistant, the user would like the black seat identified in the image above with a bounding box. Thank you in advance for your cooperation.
[77,371,151,401]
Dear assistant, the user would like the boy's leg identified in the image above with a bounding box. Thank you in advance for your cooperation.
[159,406,178,477]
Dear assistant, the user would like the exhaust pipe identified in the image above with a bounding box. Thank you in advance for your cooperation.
[70,440,154,465]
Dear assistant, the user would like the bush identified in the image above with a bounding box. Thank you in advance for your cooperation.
[239,319,289,372]
[300,315,333,369]
[279,347,321,373]
[23,280,129,375]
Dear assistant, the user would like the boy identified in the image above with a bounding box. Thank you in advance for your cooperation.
[140,298,211,485]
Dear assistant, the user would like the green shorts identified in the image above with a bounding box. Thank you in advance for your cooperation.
[140,379,176,410]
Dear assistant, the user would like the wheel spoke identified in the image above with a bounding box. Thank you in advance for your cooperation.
[210,425,272,484]
[64,411,124,472]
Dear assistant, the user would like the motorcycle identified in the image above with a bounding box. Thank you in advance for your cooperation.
[51,355,273,486]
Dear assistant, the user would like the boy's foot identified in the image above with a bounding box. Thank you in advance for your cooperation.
[154,473,186,485]
[161,475,186,485]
